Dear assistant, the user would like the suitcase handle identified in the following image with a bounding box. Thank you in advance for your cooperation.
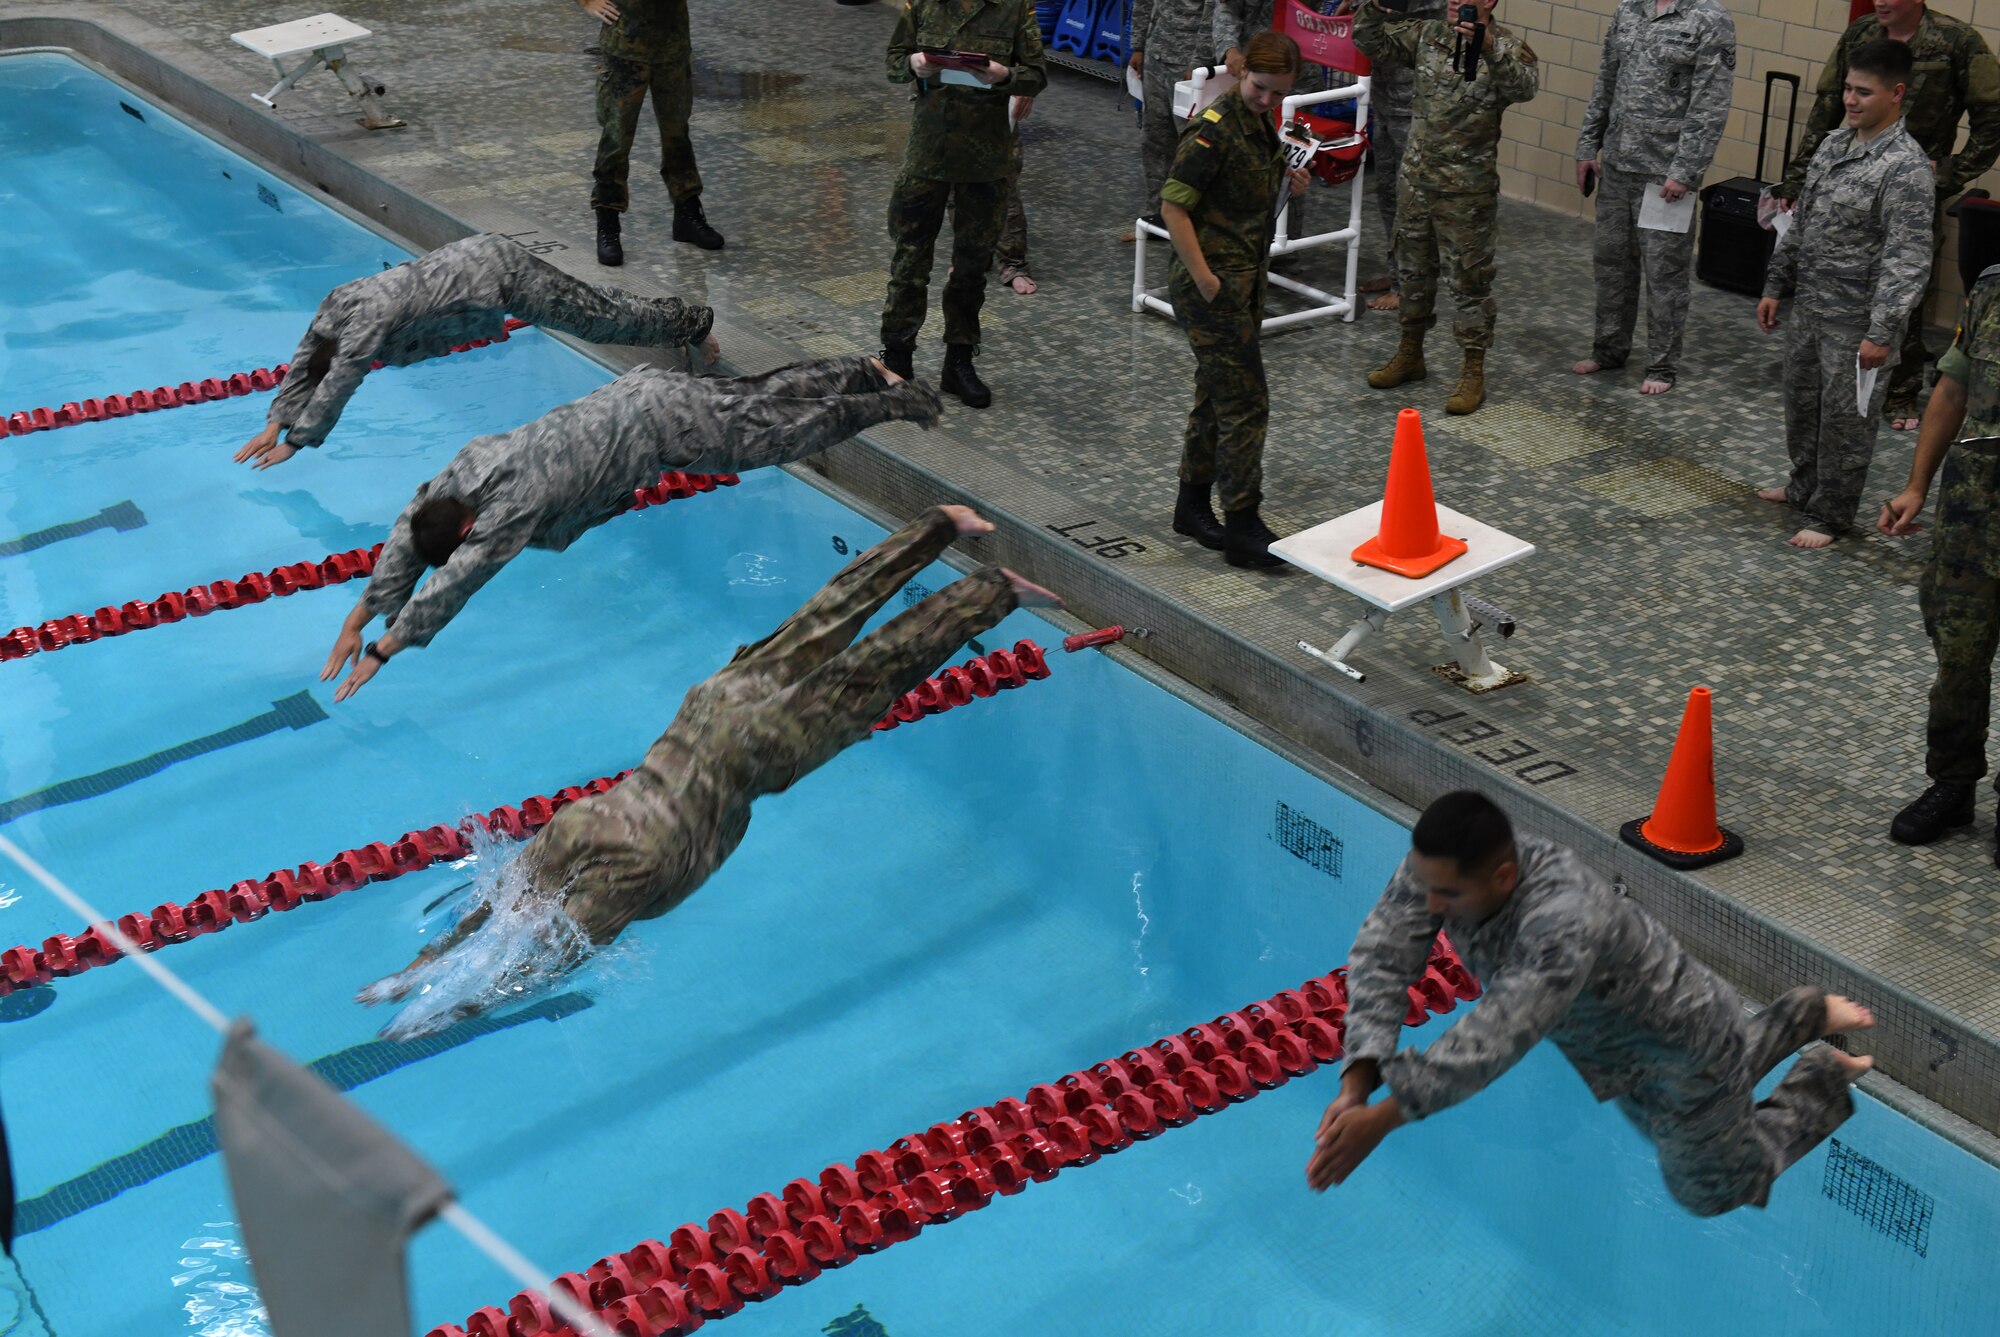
[1757,71,1800,184]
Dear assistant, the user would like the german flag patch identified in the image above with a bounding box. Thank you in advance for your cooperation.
[1194,136,1213,148]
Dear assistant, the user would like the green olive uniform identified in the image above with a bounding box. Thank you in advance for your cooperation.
[591,0,703,211]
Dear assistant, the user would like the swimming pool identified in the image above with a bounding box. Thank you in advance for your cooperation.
[2,48,1996,1336]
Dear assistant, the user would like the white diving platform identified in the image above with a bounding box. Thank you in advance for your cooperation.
[231,13,404,129]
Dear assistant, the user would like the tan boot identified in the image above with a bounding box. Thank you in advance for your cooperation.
[1367,331,1427,389]
[1445,349,1486,415]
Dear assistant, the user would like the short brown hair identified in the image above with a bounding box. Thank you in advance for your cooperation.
[1242,31,1304,78]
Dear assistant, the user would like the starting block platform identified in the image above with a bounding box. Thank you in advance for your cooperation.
[231,13,403,129]
[1271,502,1535,691]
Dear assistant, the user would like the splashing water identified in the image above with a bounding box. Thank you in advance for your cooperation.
[175,1226,268,1337]
[726,550,785,587]
[1130,870,1150,978]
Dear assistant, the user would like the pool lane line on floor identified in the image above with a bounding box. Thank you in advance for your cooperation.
[0,500,145,559]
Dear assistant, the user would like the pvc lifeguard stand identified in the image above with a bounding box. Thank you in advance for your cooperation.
[1132,0,1370,333]
[1270,410,1534,691]
[231,13,404,129]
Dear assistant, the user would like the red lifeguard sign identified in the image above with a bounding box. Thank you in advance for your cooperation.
[1274,0,1371,186]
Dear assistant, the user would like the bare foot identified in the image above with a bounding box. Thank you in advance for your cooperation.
[1891,416,1920,431]
[1001,567,1063,607]
[1007,273,1038,295]
[1829,1049,1875,1081]
[1358,274,1392,293]
[1754,486,1789,503]
[1572,358,1604,375]
[1787,528,1835,549]
[1367,291,1400,312]
[938,504,993,536]
[870,356,903,385]
[1118,226,1137,244]
[1824,995,1875,1034]
[1639,377,1673,395]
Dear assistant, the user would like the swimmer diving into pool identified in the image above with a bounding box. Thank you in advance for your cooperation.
[1306,791,1875,1217]
[237,233,719,467]
[358,505,1058,1039]
[320,354,944,701]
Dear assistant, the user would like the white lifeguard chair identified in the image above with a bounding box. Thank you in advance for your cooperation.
[1132,0,1371,333]
[231,13,404,129]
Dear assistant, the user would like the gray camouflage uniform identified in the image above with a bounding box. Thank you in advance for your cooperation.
[1764,124,1935,535]
[1133,0,1216,214]
[1344,837,1854,1216]
[1576,0,1736,383]
[358,358,941,649]
[268,234,712,450]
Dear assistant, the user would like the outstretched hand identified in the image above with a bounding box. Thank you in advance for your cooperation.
[235,424,296,469]
[332,654,383,703]
[321,627,364,685]
[1305,1101,1399,1191]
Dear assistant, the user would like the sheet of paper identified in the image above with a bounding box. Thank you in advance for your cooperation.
[1126,66,1144,103]
[1856,355,1879,416]
[1637,183,1696,234]
[939,67,985,88]
[1770,206,1793,242]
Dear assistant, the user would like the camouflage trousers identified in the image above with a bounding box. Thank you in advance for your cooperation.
[674,355,942,476]
[1919,437,2000,785]
[528,508,1017,935]
[882,173,1005,350]
[1370,106,1411,294]
[1589,168,1696,382]
[504,246,705,347]
[1395,182,1499,351]
[1171,265,1268,512]
[1885,199,1945,414]
[956,137,1028,286]
[591,51,702,211]
[1618,986,1850,1217]
[1779,315,1897,535]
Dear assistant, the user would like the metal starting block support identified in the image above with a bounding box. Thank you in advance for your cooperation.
[231,13,404,129]
[1269,501,1535,692]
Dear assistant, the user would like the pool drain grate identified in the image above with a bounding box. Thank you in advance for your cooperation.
[1273,801,1343,879]
[1821,1139,1933,1258]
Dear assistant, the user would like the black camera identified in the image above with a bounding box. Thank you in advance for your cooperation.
[1452,2,1486,82]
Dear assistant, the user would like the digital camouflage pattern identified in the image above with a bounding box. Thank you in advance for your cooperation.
[1353,0,1539,198]
[1776,318,1897,533]
[881,175,1007,349]
[1134,0,1216,210]
[1344,837,1854,1216]
[269,234,713,449]
[360,358,943,648]
[1576,0,1736,184]
[1587,166,1698,380]
[590,0,701,209]
[1394,180,1499,349]
[886,0,1048,183]
[1209,0,1272,60]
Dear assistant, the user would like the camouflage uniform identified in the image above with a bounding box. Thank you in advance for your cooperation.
[1919,267,2000,786]
[882,0,1048,352]
[1366,0,1449,295]
[1765,125,1935,535]
[590,0,703,211]
[1163,90,1284,511]
[995,131,1031,287]
[1133,0,1216,213]
[1781,11,2000,415]
[1576,0,1736,383]
[1210,0,1317,240]
[521,509,1018,943]
[1345,837,1854,1217]
[360,358,941,649]
[270,234,712,449]
[1355,0,1539,351]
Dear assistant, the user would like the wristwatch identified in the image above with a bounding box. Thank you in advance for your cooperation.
[364,641,390,665]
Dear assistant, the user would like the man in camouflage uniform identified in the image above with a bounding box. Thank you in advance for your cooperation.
[1573,0,1737,394]
[322,357,945,699]
[1305,791,1875,1216]
[1781,0,2000,427]
[881,0,1048,409]
[1361,0,1449,311]
[1881,264,2000,854]
[1758,39,1934,548]
[1130,0,1215,225]
[361,506,1057,1037]
[582,0,724,265]
[237,234,717,468]
[1356,0,1538,415]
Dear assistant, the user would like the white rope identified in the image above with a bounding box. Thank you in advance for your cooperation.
[0,835,612,1337]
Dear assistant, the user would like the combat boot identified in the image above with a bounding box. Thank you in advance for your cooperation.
[1172,482,1225,550]
[1445,350,1486,415]
[879,342,916,381]
[1889,781,1975,844]
[594,208,623,267]
[1223,506,1284,569]
[941,344,992,409]
[1367,331,1427,389]
[672,196,725,251]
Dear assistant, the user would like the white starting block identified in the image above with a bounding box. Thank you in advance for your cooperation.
[231,13,404,129]
[1271,503,1535,692]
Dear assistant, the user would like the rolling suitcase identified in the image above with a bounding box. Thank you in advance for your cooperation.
[1696,71,1800,296]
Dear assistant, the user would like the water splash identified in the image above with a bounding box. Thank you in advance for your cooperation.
[1168,1183,1203,1206]
[175,1225,268,1336]
[726,551,785,587]
[1129,870,1150,978]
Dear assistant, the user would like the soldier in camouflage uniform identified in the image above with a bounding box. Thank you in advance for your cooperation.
[581,0,724,264]
[881,0,1048,410]
[1361,0,1449,311]
[1780,0,2000,427]
[1161,32,1311,569]
[1131,0,1216,224]
[1356,0,1538,415]
[322,357,945,699]
[238,235,717,467]
[1573,0,1737,393]
[1882,265,2000,854]
[1305,791,1875,1216]
[1758,39,1934,548]
[361,506,1055,1036]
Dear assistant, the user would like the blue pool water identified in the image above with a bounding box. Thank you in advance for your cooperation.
[2,50,1996,1337]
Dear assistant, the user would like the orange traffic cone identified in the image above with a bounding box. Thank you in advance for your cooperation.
[1619,686,1744,869]
[1351,408,1468,578]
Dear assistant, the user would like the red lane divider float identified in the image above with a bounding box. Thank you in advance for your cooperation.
[424,937,1481,1337]
[0,472,738,665]
[0,319,534,440]
[870,640,1050,733]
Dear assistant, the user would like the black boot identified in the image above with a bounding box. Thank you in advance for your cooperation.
[1172,482,1225,550]
[672,195,724,251]
[941,344,992,409]
[1223,506,1284,569]
[1889,780,1975,844]
[595,208,623,267]
[878,342,915,380]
